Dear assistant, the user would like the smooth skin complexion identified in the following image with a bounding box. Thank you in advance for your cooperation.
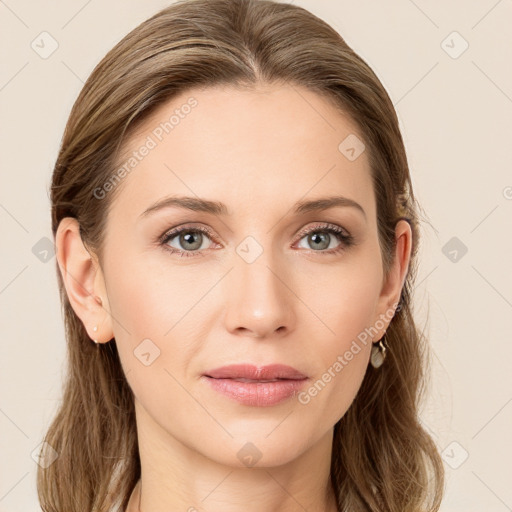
[56,83,412,512]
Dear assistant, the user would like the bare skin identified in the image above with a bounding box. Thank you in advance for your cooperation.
[56,83,412,512]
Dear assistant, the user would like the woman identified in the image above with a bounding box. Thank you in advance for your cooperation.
[38,0,445,510]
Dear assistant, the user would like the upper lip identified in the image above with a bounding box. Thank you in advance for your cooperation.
[204,364,308,380]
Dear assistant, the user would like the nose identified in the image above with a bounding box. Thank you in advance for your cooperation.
[223,251,296,339]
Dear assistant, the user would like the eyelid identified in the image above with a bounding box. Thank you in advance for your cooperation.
[295,221,351,240]
[158,223,218,244]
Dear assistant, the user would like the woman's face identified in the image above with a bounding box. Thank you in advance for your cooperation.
[91,83,409,467]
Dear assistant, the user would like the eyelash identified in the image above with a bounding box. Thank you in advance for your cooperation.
[158,222,354,258]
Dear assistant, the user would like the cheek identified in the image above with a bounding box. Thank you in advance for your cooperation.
[296,249,382,353]
[102,256,217,453]
[106,263,166,340]
[293,255,381,418]
[106,248,205,341]
[103,251,211,400]
[297,291,374,428]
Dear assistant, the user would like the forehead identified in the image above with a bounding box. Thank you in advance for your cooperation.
[109,83,375,223]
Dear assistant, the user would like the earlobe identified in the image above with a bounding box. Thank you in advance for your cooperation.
[55,217,113,343]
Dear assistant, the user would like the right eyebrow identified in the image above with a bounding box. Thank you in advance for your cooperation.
[139,195,229,219]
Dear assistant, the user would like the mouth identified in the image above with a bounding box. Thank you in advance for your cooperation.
[202,364,309,406]
[225,378,290,383]
[203,363,308,381]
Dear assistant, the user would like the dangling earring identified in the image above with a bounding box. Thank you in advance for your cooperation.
[92,325,99,344]
[370,336,387,368]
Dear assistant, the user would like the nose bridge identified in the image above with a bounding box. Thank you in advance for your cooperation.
[223,238,295,336]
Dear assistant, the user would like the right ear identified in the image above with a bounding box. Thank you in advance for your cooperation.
[55,217,113,343]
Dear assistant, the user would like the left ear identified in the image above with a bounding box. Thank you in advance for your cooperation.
[372,219,413,340]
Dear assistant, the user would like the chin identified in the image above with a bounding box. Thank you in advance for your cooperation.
[198,427,316,469]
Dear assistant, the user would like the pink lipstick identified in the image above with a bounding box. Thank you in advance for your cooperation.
[202,364,309,407]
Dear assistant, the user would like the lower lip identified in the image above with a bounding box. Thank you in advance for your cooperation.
[202,376,308,407]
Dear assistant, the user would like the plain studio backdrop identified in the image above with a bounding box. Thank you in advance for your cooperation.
[0,1,511,511]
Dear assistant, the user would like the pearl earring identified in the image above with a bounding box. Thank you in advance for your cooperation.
[92,325,99,344]
[370,337,387,368]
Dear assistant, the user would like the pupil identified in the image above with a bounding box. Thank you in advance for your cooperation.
[310,232,329,250]
[182,232,201,250]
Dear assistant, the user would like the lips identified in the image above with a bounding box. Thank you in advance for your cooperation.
[204,364,308,381]
[202,364,309,407]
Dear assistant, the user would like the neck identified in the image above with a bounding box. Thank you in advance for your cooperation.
[127,477,338,512]
[125,400,338,512]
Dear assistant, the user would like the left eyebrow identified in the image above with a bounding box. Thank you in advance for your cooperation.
[293,196,366,220]
[138,194,366,221]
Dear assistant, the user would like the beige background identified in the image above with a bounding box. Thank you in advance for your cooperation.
[1,1,511,510]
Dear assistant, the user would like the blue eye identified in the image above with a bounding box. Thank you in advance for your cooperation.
[159,222,354,258]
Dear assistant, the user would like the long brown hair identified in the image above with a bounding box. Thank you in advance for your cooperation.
[39,0,445,510]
